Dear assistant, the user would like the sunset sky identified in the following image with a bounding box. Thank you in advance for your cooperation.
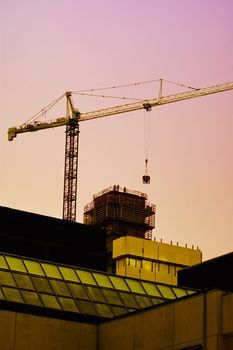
[1,0,233,261]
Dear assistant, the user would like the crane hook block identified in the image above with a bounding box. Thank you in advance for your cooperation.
[142,174,150,184]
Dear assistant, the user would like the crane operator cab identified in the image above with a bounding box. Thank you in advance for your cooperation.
[142,159,150,184]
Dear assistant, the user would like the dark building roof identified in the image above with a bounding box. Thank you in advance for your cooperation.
[178,251,233,292]
[0,206,107,271]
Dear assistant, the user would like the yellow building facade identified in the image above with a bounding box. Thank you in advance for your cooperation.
[113,236,202,285]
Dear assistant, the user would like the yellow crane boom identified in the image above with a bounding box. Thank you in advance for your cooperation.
[8,82,233,141]
[7,81,233,221]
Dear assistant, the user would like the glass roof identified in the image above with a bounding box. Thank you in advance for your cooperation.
[0,253,197,320]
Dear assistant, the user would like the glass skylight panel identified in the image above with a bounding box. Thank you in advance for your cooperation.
[50,280,71,297]
[95,303,113,317]
[13,273,35,290]
[0,256,8,269]
[23,259,45,276]
[21,290,43,306]
[76,270,97,285]
[2,286,23,303]
[186,289,196,295]
[135,295,152,308]
[0,271,16,287]
[172,286,188,298]
[119,292,139,309]
[67,282,89,300]
[111,306,128,316]
[0,288,5,300]
[93,272,113,288]
[86,286,106,303]
[59,266,79,282]
[102,289,124,306]
[150,297,164,305]
[5,256,26,273]
[109,275,130,291]
[141,282,162,298]
[58,297,79,312]
[31,276,53,293]
[40,293,61,309]
[76,299,97,315]
[42,263,62,279]
[126,279,145,294]
[157,285,176,299]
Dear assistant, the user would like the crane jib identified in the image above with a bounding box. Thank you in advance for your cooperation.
[8,81,233,140]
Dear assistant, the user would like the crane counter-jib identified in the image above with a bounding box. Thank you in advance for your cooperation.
[7,117,69,141]
[7,81,233,141]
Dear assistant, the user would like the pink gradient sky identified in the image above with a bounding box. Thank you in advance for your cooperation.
[1,0,233,261]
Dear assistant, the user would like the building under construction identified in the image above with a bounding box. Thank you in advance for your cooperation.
[83,185,156,272]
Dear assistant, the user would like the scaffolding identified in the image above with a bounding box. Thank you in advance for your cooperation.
[83,185,156,240]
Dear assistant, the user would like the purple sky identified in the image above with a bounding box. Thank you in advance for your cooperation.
[1,0,233,261]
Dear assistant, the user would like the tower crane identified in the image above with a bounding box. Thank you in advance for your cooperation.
[8,81,233,222]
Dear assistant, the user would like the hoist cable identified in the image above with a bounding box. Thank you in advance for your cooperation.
[143,109,151,173]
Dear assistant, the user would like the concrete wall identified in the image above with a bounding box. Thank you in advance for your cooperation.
[0,310,97,350]
[99,290,232,350]
[222,292,233,335]
[0,290,232,350]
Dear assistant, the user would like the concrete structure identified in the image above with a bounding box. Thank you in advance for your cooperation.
[113,236,202,284]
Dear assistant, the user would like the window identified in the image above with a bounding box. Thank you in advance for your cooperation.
[59,267,79,282]
[21,290,42,306]
[179,346,202,350]
[109,276,129,291]
[76,270,96,285]
[2,287,23,303]
[31,276,52,293]
[126,279,144,293]
[24,259,45,276]
[67,282,89,300]
[5,256,26,272]
[13,273,34,290]
[40,294,61,309]
[58,297,78,312]
[93,272,112,288]
[0,271,16,287]
[42,263,62,279]
[50,280,71,297]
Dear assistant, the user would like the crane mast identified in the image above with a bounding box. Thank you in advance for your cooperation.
[7,81,233,222]
[63,93,80,221]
